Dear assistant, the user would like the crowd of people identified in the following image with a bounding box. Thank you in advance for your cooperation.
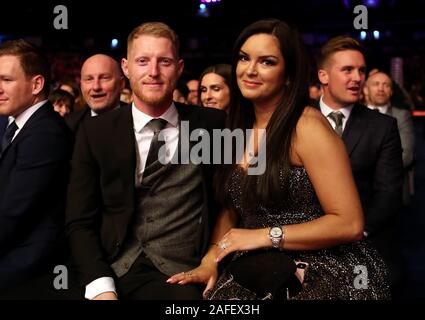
[0,18,416,300]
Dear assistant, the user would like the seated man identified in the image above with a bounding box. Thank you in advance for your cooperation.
[0,39,72,292]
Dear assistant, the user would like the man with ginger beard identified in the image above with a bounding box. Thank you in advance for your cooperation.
[317,36,404,296]
[65,22,225,300]
[65,54,125,133]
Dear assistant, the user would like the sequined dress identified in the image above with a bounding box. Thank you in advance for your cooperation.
[207,167,390,300]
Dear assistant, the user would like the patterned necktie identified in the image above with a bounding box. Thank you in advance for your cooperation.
[328,111,344,137]
[144,118,168,177]
[1,121,18,153]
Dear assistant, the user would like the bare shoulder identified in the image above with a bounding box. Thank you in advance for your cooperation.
[296,106,332,138]
[292,106,346,167]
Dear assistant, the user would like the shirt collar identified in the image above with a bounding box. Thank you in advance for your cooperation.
[367,104,389,114]
[9,100,48,129]
[132,102,179,133]
[90,105,121,117]
[319,96,353,120]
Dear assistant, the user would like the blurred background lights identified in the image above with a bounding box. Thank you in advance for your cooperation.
[373,30,380,39]
[111,38,118,49]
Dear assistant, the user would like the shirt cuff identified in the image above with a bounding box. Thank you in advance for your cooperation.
[85,277,117,300]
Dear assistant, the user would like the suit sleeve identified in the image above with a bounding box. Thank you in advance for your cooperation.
[397,110,415,168]
[364,119,404,236]
[65,122,115,285]
[0,126,70,255]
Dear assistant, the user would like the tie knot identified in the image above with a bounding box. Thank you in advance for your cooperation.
[5,121,18,139]
[328,111,344,125]
[147,118,167,134]
[1,121,19,153]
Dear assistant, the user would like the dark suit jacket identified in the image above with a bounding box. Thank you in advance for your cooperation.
[0,102,73,290]
[0,116,7,140]
[342,104,403,238]
[339,104,404,282]
[64,105,91,134]
[65,103,127,134]
[66,103,226,285]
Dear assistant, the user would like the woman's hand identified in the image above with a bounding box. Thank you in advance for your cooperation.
[215,228,269,263]
[167,259,219,298]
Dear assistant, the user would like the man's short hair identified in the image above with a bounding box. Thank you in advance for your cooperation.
[127,22,180,58]
[317,36,365,69]
[0,39,51,97]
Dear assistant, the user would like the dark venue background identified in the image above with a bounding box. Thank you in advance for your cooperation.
[2,0,425,85]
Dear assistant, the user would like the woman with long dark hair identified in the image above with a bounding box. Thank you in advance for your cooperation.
[168,19,390,300]
[198,64,232,112]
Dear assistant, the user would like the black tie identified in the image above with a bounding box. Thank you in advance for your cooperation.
[1,121,18,153]
[328,111,344,137]
[144,118,167,177]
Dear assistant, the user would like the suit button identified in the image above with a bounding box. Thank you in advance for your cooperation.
[116,242,121,247]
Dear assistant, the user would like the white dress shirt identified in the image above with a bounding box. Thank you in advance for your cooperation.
[132,102,179,186]
[85,102,180,300]
[367,104,389,114]
[7,100,47,141]
[319,96,353,133]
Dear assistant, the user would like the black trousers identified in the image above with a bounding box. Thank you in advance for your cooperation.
[0,254,202,300]
[116,253,203,300]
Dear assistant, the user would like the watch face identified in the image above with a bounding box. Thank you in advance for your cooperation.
[270,227,282,238]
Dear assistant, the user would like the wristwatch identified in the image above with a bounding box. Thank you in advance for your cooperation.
[269,226,284,249]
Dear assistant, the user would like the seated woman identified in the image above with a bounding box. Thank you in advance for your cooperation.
[49,88,75,117]
[167,19,390,300]
[198,64,232,112]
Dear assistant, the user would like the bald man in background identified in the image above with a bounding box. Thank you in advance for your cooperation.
[65,54,125,133]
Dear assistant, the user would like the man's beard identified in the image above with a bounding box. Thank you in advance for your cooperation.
[138,91,172,107]
[132,81,173,107]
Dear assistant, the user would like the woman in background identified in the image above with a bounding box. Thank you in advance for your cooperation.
[198,64,232,112]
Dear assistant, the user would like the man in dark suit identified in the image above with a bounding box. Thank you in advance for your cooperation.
[0,39,72,291]
[317,36,404,295]
[66,22,225,300]
[364,71,415,207]
[65,54,125,133]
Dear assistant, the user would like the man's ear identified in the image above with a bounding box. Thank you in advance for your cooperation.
[318,69,329,86]
[177,59,184,78]
[31,75,45,95]
[121,58,129,79]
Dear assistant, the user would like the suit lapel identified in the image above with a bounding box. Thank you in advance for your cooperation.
[342,104,368,156]
[0,102,51,160]
[113,105,137,190]
[0,116,7,139]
